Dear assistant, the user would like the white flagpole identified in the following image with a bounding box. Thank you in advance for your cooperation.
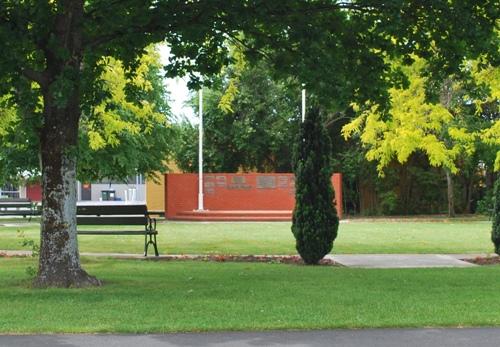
[301,85,306,122]
[197,89,204,211]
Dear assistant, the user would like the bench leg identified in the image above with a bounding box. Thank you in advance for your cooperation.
[144,233,159,257]
[153,234,159,257]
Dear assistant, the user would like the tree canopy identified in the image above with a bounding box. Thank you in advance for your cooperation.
[173,59,300,173]
[342,57,500,174]
[0,47,173,184]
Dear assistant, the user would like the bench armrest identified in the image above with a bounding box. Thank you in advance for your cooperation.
[147,215,157,232]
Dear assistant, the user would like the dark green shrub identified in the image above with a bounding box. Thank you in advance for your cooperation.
[379,191,398,215]
[492,177,500,255]
[292,107,339,264]
[477,190,494,215]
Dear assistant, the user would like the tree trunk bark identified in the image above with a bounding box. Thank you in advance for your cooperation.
[464,177,473,214]
[34,103,100,287]
[33,0,100,288]
[445,169,455,217]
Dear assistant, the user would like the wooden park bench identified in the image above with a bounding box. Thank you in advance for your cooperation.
[77,204,159,256]
[0,198,37,220]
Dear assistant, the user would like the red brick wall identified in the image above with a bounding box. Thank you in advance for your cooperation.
[165,173,343,219]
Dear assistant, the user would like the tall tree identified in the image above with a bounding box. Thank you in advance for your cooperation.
[342,58,499,216]
[292,108,338,264]
[0,1,497,287]
[0,47,173,185]
[173,60,300,173]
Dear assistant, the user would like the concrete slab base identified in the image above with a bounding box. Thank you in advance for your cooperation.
[328,254,476,268]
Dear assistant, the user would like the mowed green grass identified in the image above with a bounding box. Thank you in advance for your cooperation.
[0,257,499,333]
[0,219,493,254]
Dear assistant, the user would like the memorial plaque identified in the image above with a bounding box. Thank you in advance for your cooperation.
[216,175,227,187]
[228,176,251,189]
[232,176,245,184]
[277,176,289,188]
[204,181,215,195]
[257,176,276,189]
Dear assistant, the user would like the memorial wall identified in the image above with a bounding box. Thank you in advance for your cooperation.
[165,173,343,220]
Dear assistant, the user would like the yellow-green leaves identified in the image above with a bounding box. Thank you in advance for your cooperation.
[218,44,247,114]
[218,79,238,114]
[0,95,16,137]
[482,121,500,170]
[85,47,166,150]
[472,60,500,102]
[343,57,499,174]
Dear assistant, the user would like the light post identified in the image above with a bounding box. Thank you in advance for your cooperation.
[197,88,205,211]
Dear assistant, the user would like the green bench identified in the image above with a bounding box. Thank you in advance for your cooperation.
[0,198,37,220]
[77,204,159,256]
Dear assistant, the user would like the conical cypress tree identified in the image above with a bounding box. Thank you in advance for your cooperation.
[492,176,500,255]
[292,107,339,264]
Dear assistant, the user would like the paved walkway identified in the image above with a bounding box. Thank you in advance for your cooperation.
[2,328,500,347]
[1,250,488,268]
[326,254,478,268]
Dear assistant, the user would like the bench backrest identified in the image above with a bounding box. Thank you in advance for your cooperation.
[77,204,148,226]
[0,199,33,209]
[0,198,31,203]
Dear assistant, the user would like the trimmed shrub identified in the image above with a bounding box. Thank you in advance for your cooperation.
[492,176,500,255]
[292,107,339,264]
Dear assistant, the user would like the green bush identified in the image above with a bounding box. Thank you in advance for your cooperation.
[492,177,500,255]
[379,191,398,215]
[476,190,494,215]
[292,108,339,264]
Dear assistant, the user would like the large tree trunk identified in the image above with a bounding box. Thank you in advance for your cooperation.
[34,0,100,288]
[445,169,455,218]
[34,103,100,288]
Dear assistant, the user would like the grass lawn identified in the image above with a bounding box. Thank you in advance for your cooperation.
[0,219,494,255]
[0,257,499,333]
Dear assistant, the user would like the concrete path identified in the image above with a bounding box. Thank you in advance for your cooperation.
[0,250,484,268]
[2,328,500,347]
[327,254,477,268]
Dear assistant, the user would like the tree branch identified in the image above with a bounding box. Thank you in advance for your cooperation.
[21,67,47,87]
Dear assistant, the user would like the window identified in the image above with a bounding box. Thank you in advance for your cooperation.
[0,184,20,199]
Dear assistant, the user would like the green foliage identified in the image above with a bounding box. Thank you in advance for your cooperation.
[343,59,492,174]
[0,48,173,184]
[173,61,300,173]
[0,93,41,184]
[342,58,499,175]
[292,108,339,264]
[342,57,499,217]
[379,191,399,215]
[492,177,500,255]
[476,190,494,215]
[0,0,497,183]
[78,48,174,181]
[246,1,499,112]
